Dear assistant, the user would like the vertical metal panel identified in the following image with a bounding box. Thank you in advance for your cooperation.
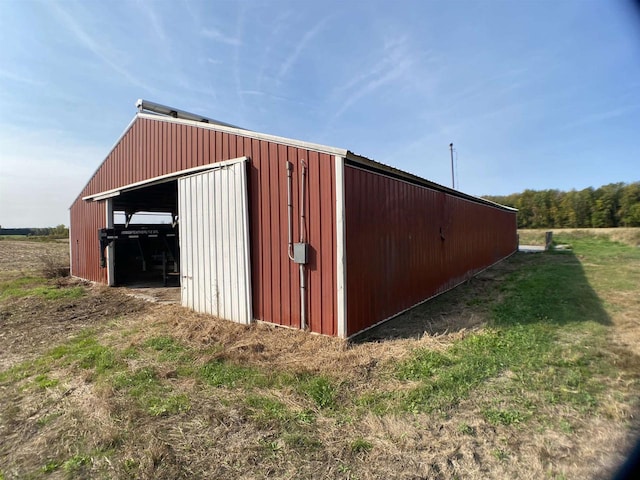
[178,161,252,324]
[344,165,517,337]
[69,199,107,283]
[268,142,281,326]
[278,144,291,328]
[70,116,338,335]
[258,141,273,325]
[308,150,321,333]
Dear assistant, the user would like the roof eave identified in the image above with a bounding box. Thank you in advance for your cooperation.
[345,151,518,212]
[138,113,349,157]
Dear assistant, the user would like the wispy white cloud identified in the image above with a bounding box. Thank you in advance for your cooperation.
[181,0,199,26]
[0,69,46,87]
[277,17,329,80]
[332,36,415,118]
[45,2,154,92]
[239,89,307,106]
[240,90,265,96]
[333,36,407,94]
[445,66,531,108]
[562,104,640,130]
[257,10,293,91]
[232,6,248,123]
[201,26,242,46]
[135,0,168,45]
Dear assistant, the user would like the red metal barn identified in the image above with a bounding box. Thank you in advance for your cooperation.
[70,100,517,338]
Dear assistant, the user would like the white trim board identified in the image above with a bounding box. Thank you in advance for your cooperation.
[105,199,115,286]
[334,155,347,339]
[83,157,249,201]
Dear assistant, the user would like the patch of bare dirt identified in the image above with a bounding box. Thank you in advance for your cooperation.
[0,281,148,370]
[118,286,181,304]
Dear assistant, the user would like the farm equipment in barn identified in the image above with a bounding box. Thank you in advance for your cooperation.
[99,225,179,286]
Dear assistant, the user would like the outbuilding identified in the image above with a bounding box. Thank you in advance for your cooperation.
[70,100,517,338]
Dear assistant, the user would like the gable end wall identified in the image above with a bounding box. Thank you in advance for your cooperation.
[70,117,338,335]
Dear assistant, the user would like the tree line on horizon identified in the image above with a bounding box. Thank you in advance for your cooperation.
[0,225,69,238]
[483,182,640,229]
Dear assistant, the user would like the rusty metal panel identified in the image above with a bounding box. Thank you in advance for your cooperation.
[343,165,517,337]
[70,116,339,336]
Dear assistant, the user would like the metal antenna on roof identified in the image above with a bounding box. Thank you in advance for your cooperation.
[449,143,455,189]
[455,148,459,190]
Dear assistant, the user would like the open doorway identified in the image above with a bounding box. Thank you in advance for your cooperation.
[93,158,251,320]
[106,180,180,288]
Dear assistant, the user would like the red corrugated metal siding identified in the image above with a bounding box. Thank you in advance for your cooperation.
[69,199,107,283]
[344,165,517,336]
[69,117,337,335]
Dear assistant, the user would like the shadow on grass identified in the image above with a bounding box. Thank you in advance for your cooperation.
[352,243,640,478]
[354,249,611,343]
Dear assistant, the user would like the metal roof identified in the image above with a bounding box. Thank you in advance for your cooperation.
[136,99,246,130]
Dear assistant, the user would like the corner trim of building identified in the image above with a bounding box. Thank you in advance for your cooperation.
[335,155,347,339]
[105,198,115,286]
[68,211,73,277]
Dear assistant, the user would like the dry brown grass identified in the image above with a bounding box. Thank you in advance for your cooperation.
[519,227,640,247]
[40,293,633,480]
[0,239,69,281]
[38,251,70,279]
[9,367,633,480]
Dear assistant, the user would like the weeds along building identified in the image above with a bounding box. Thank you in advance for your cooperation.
[70,100,518,338]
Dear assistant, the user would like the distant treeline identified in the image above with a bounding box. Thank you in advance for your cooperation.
[483,182,640,229]
[0,225,69,238]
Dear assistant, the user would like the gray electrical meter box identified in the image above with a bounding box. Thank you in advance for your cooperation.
[293,243,308,264]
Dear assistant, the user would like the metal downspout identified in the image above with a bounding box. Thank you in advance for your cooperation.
[299,160,307,331]
[286,159,307,331]
[286,161,295,261]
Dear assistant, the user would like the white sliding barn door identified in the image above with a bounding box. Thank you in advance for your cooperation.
[178,160,252,324]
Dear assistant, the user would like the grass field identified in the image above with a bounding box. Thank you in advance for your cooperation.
[519,227,640,248]
[0,230,639,479]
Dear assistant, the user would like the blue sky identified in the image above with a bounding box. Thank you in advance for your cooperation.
[1,0,639,227]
